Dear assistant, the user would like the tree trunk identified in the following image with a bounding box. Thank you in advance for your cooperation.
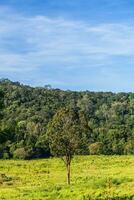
[67,163,71,185]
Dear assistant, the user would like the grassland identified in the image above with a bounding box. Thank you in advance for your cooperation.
[0,156,134,199]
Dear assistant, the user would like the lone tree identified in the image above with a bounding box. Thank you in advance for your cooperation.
[47,107,83,185]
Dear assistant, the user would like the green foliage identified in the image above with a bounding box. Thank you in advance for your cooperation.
[13,148,30,159]
[0,79,134,158]
[47,107,83,157]
[3,152,10,159]
[89,142,103,155]
[47,107,87,184]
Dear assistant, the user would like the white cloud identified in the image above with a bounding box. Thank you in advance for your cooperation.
[1,6,134,90]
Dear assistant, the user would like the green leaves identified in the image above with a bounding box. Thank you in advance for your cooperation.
[0,79,134,159]
[47,107,81,158]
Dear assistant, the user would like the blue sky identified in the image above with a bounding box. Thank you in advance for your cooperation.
[1,0,134,91]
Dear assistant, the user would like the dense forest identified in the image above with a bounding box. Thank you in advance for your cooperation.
[0,79,134,159]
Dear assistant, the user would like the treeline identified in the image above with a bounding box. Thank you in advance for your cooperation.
[0,79,134,159]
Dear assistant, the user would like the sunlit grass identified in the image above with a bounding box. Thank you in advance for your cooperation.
[0,156,134,199]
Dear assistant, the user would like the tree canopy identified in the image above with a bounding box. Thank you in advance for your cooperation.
[0,79,134,159]
[47,107,85,184]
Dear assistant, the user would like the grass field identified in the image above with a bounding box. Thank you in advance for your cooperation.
[0,156,134,199]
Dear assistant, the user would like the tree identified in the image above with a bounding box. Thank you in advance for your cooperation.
[47,107,82,185]
[77,94,94,117]
[1,79,134,158]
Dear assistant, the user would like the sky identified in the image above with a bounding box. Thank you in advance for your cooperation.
[1,0,134,91]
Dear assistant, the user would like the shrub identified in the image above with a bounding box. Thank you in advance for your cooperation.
[89,142,103,155]
[3,152,10,159]
[124,140,134,155]
[13,148,30,159]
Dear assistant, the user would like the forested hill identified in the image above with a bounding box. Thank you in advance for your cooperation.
[0,79,134,159]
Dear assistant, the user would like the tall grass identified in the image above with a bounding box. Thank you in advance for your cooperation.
[0,156,134,199]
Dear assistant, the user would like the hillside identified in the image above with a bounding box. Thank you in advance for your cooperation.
[0,79,134,159]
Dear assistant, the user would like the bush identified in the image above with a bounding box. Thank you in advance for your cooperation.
[13,148,30,160]
[89,142,103,155]
[124,140,134,155]
[3,152,10,159]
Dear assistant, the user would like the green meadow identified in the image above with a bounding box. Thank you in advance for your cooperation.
[0,156,134,200]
